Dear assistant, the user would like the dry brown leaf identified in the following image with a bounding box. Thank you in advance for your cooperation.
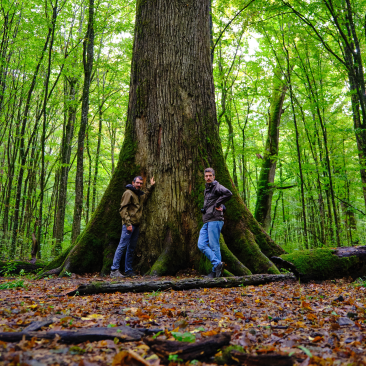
[112,350,150,366]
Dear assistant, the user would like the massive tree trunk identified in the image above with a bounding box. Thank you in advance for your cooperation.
[43,0,284,278]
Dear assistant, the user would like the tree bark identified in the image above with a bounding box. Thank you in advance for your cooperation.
[43,0,284,278]
[254,64,287,231]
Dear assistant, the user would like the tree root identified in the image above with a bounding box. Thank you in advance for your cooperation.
[220,235,251,276]
[36,266,62,279]
[66,273,295,296]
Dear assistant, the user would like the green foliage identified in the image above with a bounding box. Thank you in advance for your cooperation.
[0,262,18,276]
[0,279,26,290]
[69,346,86,355]
[353,277,366,288]
[171,331,196,343]
[168,354,183,362]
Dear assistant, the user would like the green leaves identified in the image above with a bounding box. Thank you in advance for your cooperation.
[171,332,196,343]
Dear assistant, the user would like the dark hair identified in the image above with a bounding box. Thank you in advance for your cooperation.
[204,167,215,176]
[133,176,143,182]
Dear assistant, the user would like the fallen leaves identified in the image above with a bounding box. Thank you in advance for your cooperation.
[0,274,366,365]
[113,350,151,366]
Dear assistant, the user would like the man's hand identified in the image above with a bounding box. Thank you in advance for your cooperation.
[127,225,133,232]
[215,206,223,212]
[150,176,155,186]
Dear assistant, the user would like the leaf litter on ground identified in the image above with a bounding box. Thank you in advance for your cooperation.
[0,272,366,365]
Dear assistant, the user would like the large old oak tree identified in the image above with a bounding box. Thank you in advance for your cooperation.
[43,0,285,278]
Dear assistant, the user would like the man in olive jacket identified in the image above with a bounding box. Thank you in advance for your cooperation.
[111,176,155,277]
[198,168,232,278]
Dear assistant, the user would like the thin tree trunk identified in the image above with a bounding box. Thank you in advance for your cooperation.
[71,0,94,244]
[287,68,308,248]
[38,0,58,252]
[92,71,104,213]
[85,129,92,224]
[254,64,288,231]
[11,26,52,254]
[53,78,77,253]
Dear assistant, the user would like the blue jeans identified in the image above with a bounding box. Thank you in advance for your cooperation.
[111,224,140,273]
[197,221,224,272]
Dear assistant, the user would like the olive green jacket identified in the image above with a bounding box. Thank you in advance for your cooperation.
[119,185,154,226]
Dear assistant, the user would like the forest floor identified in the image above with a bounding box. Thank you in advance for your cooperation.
[0,272,366,366]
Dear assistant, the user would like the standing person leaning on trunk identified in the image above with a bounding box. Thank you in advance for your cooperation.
[111,176,155,278]
[198,168,232,278]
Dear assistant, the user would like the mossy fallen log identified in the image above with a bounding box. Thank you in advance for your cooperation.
[66,274,295,296]
[272,246,366,282]
[0,260,47,275]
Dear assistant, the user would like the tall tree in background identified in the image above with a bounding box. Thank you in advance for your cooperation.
[71,0,94,244]
[254,62,288,231]
[282,0,366,211]
[43,0,284,277]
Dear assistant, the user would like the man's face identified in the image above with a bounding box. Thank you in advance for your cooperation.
[132,178,143,190]
[204,172,215,184]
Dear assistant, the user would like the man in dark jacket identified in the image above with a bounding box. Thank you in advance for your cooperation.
[110,176,155,278]
[198,168,232,278]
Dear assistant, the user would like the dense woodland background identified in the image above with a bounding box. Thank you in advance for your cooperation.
[1,0,366,262]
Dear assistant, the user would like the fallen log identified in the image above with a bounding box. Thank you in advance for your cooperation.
[0,260,47,275]
[144,333,231,361]
[230,350,294,366]
[273,246,366,282]
[66,274,295,296]
[0,326,143,343]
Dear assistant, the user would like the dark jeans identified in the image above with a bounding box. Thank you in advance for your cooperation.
[111,224,139,273]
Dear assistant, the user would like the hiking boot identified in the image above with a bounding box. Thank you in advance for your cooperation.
[215,262,224,278]
[206,272,215,279]
[110,269,124,278]
[125,271,138,277]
